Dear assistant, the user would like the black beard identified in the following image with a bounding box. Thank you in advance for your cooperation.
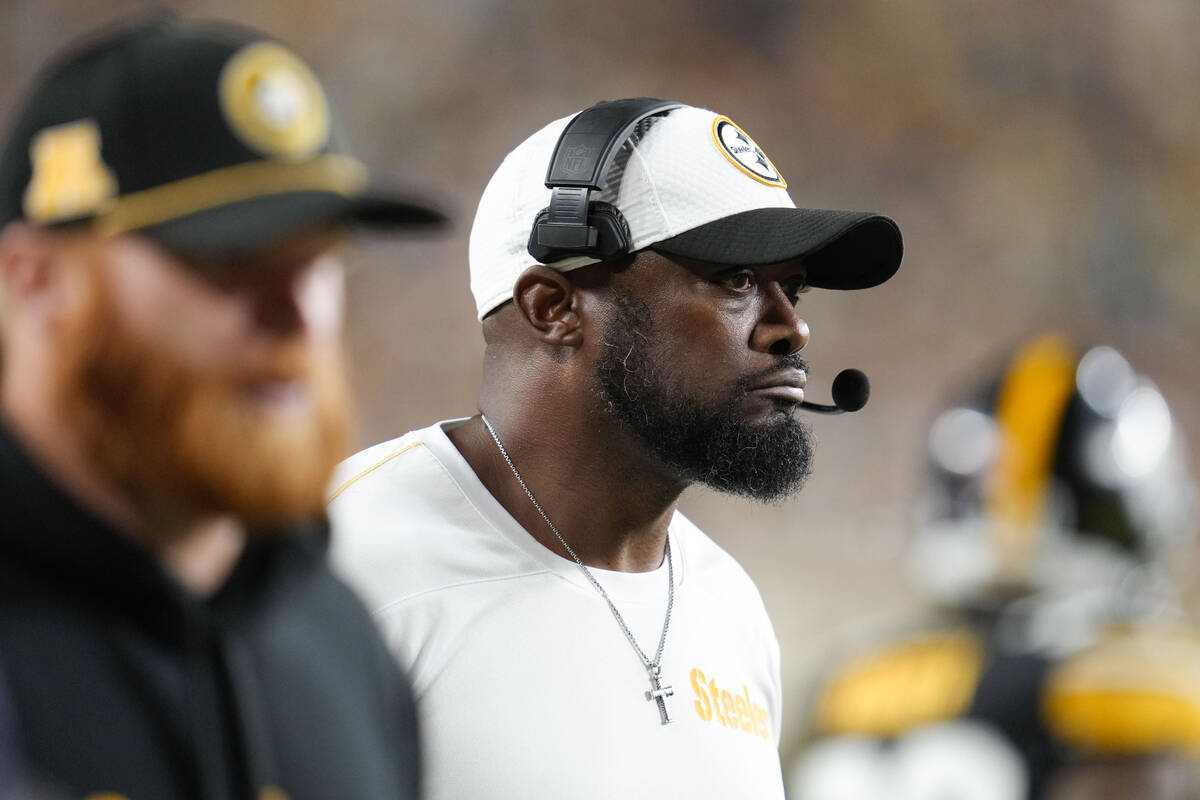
[594,290,813,501]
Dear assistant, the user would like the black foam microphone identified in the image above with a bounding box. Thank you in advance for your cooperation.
[800,369,870,414]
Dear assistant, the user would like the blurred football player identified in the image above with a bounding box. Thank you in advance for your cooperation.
[788,334,1200,800]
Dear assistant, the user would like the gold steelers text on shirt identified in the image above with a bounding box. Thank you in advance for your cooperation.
[689,667,771,739]
[219,41,331,161]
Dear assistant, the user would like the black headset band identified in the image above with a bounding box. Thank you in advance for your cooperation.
[529,98,683,260]
[544,97,682,189]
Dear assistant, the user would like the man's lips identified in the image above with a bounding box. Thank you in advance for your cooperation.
[749,368,807,404]
[240,376,311,408]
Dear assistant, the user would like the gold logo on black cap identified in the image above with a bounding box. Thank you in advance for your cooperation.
[23,119,118,223]
[711,116,787,188]
[219,42,331,161]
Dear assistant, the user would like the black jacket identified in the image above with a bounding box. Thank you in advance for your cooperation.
[0,425,420,800]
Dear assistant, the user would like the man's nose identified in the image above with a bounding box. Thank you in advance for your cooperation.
[750,282,810,356]
[247,257,344,340]
[249,274,307,336]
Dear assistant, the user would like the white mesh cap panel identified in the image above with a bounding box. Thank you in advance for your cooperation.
[620,107,794,251]
[468,116,572,320]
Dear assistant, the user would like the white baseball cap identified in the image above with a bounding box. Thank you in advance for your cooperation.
[468,101,902,319]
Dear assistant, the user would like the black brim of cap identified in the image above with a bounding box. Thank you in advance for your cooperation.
[651,207,903,290]
[141,188,447,261]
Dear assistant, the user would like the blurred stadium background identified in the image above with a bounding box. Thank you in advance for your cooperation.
[4,0,1198,762]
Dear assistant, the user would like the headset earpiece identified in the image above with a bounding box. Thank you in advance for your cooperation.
[527,98,682,264]
[527,201,631,263]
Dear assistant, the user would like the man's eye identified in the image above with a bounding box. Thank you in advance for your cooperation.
[783,281,809,305]
[723,271,754,291]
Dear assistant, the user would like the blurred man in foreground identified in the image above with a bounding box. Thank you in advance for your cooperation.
[0,17,444,799]
[789,334,1200,800]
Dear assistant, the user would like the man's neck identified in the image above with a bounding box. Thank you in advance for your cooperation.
[1,384,246,597]
[447,409,684,573]
[157,516,246,596]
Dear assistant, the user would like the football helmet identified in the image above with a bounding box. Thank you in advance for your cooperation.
[910,334,1195,608]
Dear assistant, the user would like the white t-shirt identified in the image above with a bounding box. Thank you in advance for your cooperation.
[328,419,785,800]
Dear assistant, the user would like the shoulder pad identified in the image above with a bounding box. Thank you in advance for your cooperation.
[814,628,984,737]
[1043,624,1200,755]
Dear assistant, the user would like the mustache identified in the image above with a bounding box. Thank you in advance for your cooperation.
[233,342,321,384]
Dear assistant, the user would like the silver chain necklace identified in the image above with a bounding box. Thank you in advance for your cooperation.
[480,414,676,725]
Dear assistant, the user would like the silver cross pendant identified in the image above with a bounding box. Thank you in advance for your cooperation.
[645,664,674,725]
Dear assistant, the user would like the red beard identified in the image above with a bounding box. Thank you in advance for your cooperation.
[51,264,352,536]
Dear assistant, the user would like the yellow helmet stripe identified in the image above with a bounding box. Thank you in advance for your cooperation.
[987,334,1077,574]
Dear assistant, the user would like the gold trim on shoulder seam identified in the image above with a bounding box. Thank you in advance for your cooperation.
[326,441,424,505]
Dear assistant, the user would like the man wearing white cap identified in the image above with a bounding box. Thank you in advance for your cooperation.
[328,98,903,799]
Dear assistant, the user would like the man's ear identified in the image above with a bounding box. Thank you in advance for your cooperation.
[512,265,584,348]
[0,223,69,329]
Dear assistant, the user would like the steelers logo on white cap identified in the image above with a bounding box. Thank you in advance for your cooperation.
[711,115,787,188]
[219,41,331,161]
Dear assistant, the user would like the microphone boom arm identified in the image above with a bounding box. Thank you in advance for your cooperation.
[800,368,870,415]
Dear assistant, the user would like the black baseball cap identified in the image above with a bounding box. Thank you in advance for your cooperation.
[0,15,447,260]
[652,208,902,291]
